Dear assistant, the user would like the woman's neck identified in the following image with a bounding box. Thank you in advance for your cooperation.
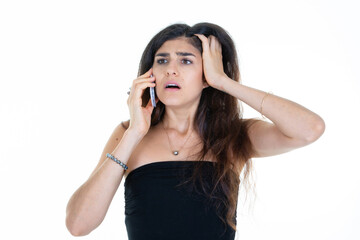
[162,108,196,134]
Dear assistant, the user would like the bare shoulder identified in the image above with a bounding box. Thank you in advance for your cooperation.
[244,117,267,132]
[89,119,130,176]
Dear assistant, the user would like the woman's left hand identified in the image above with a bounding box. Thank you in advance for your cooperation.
[195,34,230,90]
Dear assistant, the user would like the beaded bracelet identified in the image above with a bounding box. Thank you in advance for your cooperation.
[106,153,128,170]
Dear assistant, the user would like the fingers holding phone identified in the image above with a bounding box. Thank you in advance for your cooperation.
[127,69,157,136]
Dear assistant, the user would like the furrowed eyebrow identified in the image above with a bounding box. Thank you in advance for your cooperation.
[155,52,196,57]
[176,52,196,57]
[155,53,169,57]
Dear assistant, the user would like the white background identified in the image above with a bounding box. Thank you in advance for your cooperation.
[1,0,359,239]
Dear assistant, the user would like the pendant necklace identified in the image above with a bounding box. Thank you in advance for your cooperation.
[162,122,193,156]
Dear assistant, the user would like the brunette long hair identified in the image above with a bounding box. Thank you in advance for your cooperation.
[138,22,258,234]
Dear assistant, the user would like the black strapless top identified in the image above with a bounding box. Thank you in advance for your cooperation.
[124,161,236,240]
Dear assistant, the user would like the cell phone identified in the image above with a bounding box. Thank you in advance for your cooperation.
[150,74,156,107]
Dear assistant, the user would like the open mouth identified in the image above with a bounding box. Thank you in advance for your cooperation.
[164,81,181,91]
[165,84,180,89]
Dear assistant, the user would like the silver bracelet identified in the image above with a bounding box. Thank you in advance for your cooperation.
[106,153,128,170]
[260,91,273,119]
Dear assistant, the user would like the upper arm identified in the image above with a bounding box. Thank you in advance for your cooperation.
[247,119,309,158]
[89,120,130,177]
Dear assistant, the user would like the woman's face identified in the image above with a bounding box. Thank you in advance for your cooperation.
[152,37,208,108]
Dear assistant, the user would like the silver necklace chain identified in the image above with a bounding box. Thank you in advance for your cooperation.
[161,122,193,156]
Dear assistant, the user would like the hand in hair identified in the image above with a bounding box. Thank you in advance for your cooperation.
[194,34,231,90]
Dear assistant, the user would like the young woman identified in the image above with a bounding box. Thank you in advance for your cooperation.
[66,22,325,239]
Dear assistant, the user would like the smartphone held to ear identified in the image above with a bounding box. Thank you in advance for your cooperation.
[150,74,156,107]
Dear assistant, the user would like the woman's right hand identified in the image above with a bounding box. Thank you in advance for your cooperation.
[127,68,157,136]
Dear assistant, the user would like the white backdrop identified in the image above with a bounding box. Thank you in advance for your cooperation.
[1,0,359,239]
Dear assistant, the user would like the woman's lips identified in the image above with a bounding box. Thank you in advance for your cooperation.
[164,80,181,89]
[165,88,180,91]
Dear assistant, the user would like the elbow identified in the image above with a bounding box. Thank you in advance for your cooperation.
[66,214,91,237]
[305,116,326,143]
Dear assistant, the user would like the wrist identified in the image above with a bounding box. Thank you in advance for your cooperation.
[217,75,235,92]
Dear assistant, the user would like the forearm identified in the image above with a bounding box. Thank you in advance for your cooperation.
[219,76,325,142]
[66,129,143,236]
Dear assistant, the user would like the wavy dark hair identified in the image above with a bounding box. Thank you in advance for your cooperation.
[138,22,258,234]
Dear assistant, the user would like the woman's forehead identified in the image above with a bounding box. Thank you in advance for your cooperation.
[156,37,201,56]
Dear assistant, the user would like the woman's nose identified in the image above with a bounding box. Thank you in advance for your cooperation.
[166,62,178,76]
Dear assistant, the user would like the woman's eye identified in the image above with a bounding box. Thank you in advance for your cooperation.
[157,59,168,64]
[182,59,192,65]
